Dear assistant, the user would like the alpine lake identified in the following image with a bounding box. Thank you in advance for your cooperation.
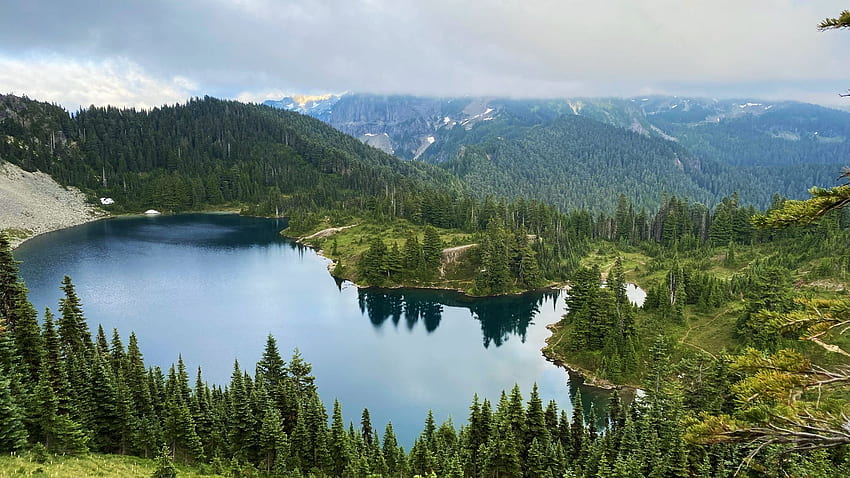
[15,213,645,446]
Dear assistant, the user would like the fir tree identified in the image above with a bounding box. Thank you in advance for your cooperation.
[152,444,178,478]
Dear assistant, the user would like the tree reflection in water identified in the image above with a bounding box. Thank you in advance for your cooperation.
[357,288,562,348]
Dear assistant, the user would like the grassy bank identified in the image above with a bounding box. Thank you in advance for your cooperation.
[543,239,850,388]
[0,453,222,478]
[284,216,493,294]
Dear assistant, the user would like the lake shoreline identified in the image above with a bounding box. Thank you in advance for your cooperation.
[10,207,254,250]
[287,225,634,392]
[18,212,604,445]
[289,230,564,300]
[9,213,109,250]
[541,322,642,393]
[20,212,629,396]
[1,161,110,249]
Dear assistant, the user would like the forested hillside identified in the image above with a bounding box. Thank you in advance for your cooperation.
[0,94,460,216]
[267,94,850,210]
[442,114,720,211]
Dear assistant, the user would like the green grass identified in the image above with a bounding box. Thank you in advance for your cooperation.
[0,453,222,478]
[552,239,850,386]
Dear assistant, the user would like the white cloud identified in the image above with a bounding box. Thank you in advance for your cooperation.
[0,1,848,105]
[234,89,290,104]
[0,55,198,110]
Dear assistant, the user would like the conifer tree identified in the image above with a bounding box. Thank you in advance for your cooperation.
[109,328,126,375]
[0,234,23,326]
[482,419,522,478]
[329,399,350,477]
[0,368,27,452]
[382,422,403,478]
[227,360,256,463]
[524,383,549,456]
[9,289,43,388]
[152,444,178,478]
[422,226,443,276]
[89,351,120,452]
[402,232,424,280]
[570,391,586,461]
[259,405,285,474]
[58,276,92,359]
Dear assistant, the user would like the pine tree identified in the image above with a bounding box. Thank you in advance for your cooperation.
[152,444,178,478]
[0,369,27,452]
[227,360,256,463]
[0,233,23,326]
[361,407,374,446]
[402,232,424,280]
[570,390,586,461]
[481,419,522,478]
[329,399,351,477]
[88,351,120,452]
[9,287,43,388]
[422,226,443,277]
[382,422,403,478]
[58,276,92,359]
[288,348,315,400]
[524,383,549,455]
[259,405,285,474]
[386,243,404,280]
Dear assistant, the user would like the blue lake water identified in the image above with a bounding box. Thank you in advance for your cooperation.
[14,213,615,446]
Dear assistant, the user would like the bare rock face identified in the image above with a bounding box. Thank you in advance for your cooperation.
[0,161,105,248]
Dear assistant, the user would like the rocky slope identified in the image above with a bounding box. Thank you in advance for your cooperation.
[0,161,105,247]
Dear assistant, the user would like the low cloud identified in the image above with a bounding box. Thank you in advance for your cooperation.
[0,55,198,110]
[1,1,848,107]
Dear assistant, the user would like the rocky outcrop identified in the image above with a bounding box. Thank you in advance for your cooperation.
[0,161,106,248]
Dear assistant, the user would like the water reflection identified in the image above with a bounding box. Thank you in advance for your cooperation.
[357,288,563,348]
[357,290,444,332]
[16,213,622,445]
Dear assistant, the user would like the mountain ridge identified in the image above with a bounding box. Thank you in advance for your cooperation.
[264,93,850,209]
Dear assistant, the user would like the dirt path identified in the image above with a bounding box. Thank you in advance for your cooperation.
[679,310,723,360]
[300,224,357,240]
[441,243,477,256]
[439,243,478,278]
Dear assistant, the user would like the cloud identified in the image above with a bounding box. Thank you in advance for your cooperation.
[0,55,198,110]
[0,1,847,106]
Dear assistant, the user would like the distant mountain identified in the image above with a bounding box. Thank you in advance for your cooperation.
[262,94,343,122]
[265,93,850,209]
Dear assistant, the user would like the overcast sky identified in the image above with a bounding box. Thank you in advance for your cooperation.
[1,0,848,110]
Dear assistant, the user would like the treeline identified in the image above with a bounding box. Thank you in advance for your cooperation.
[296,186,847,297]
